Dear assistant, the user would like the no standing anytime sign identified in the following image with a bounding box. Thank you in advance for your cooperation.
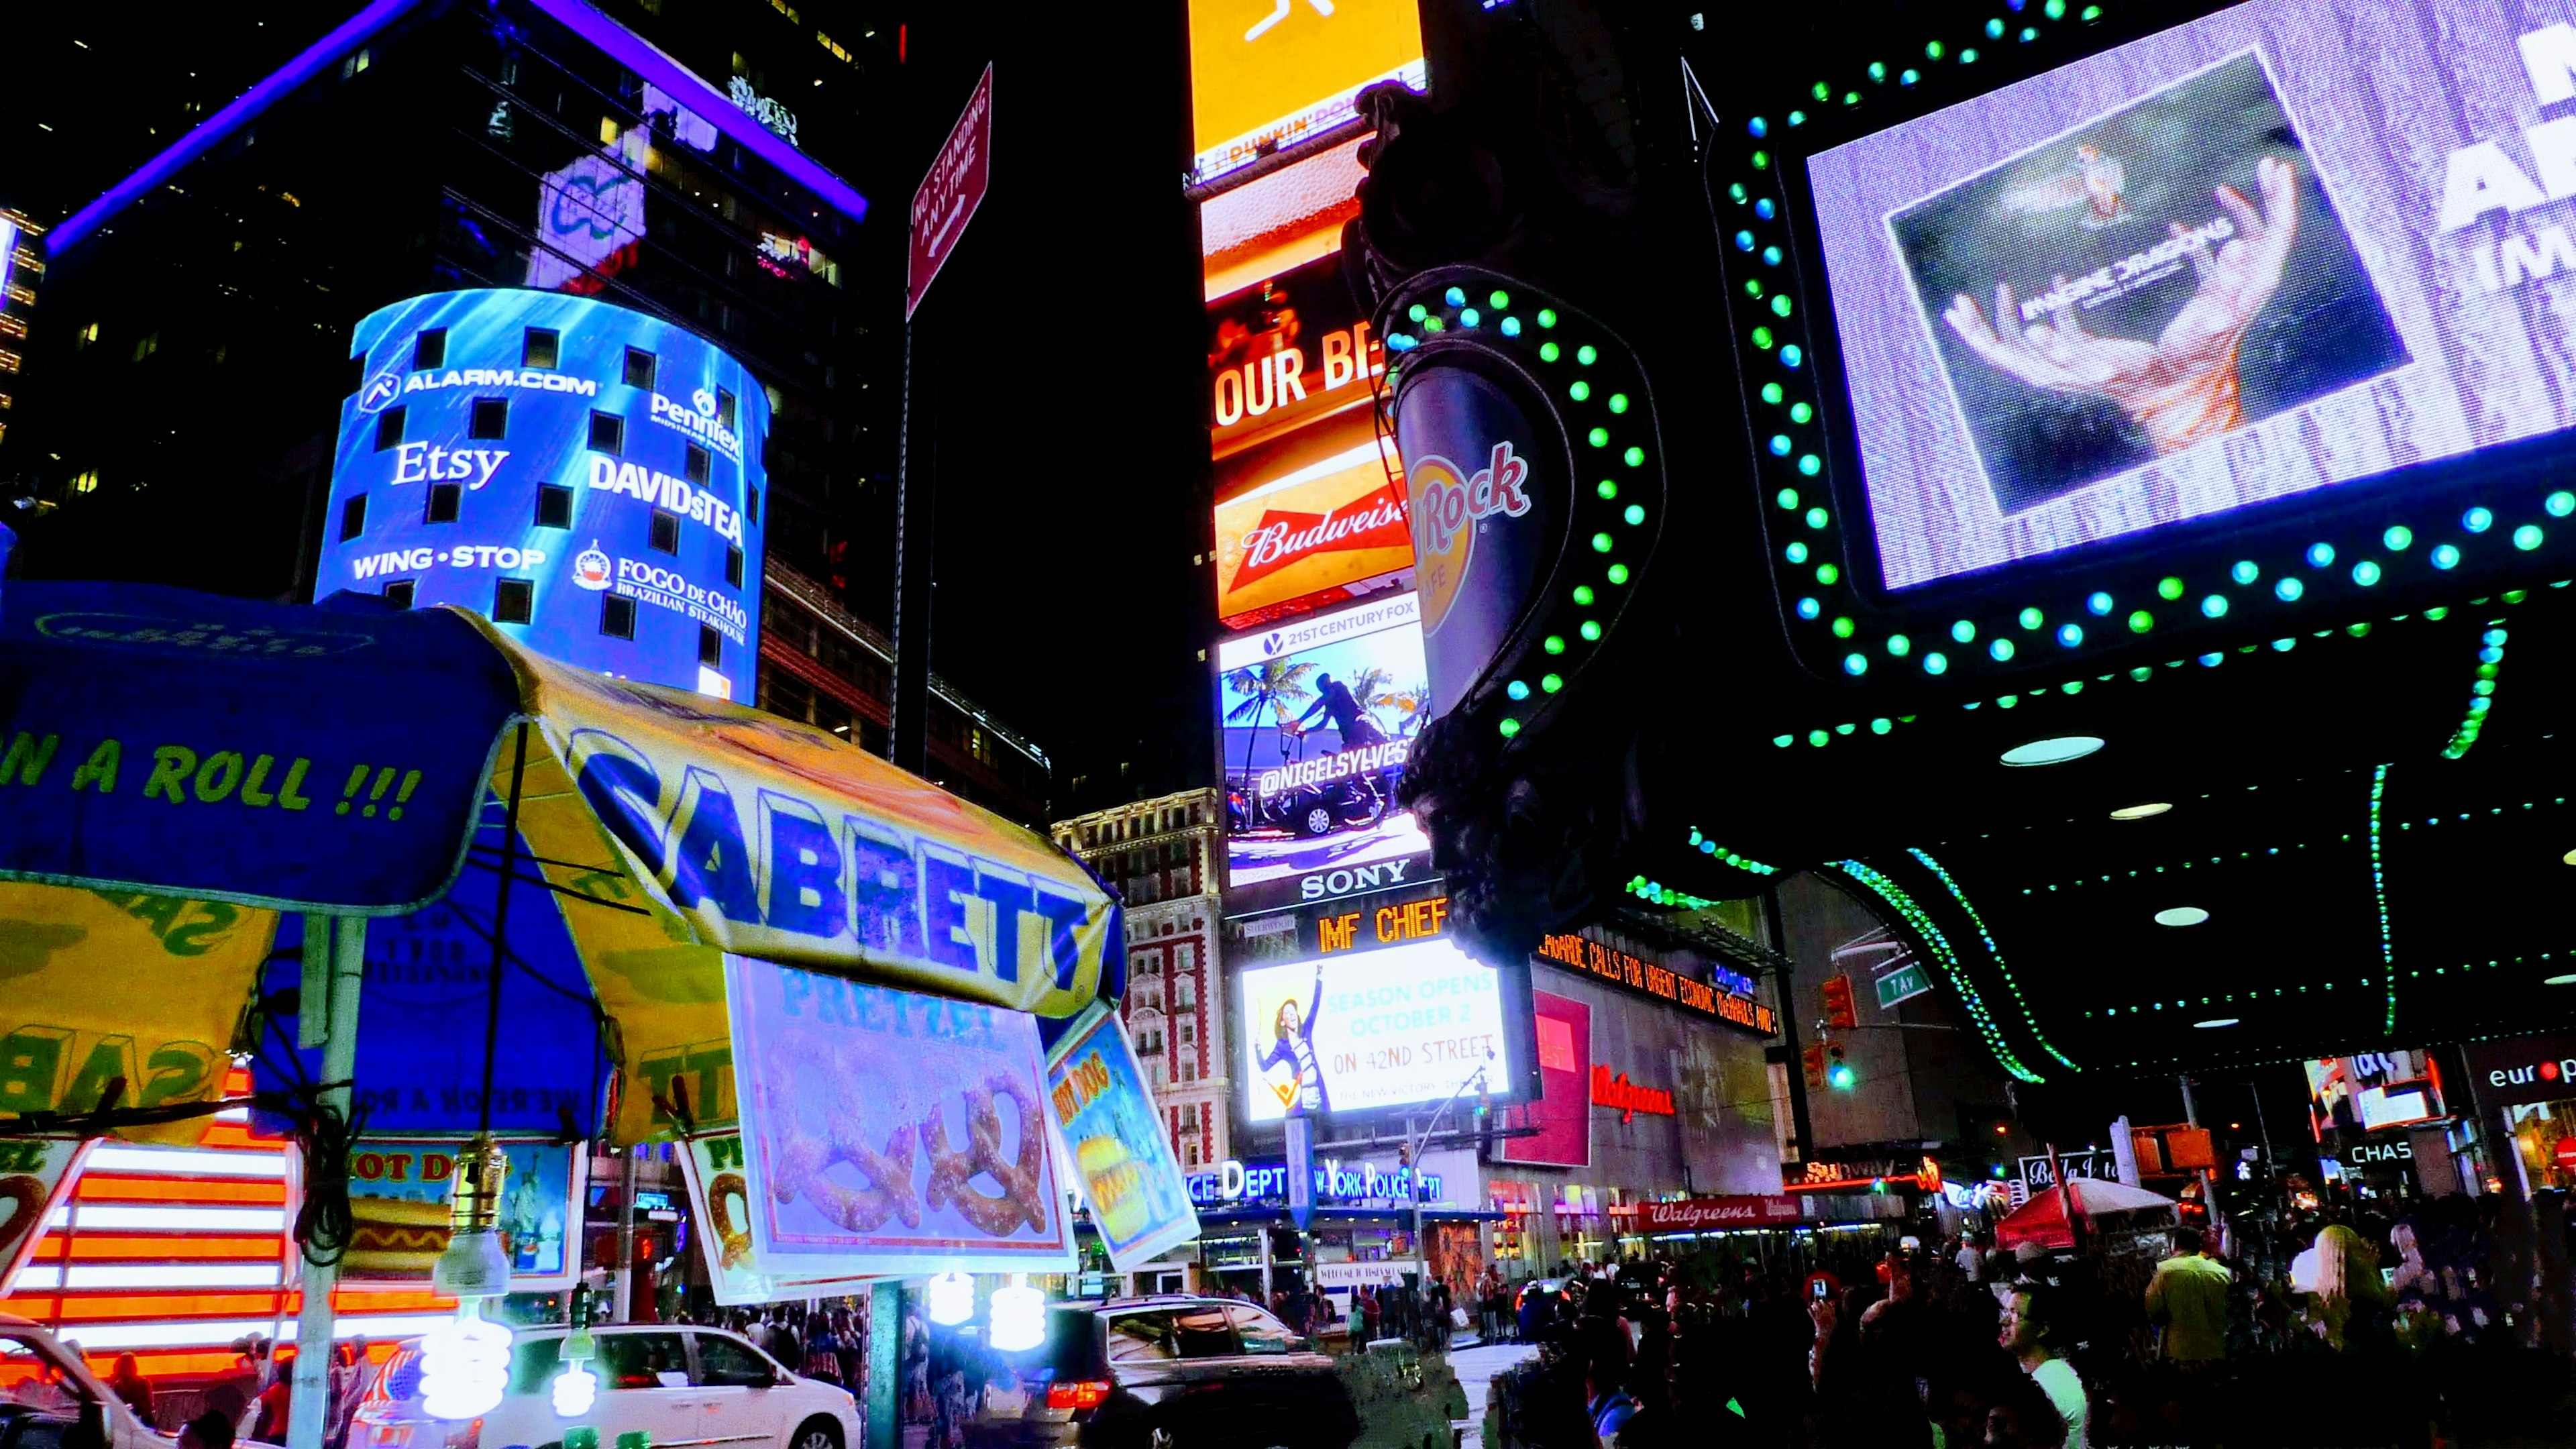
[908,64,992,319]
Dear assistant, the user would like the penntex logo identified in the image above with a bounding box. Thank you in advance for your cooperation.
[692,387,720,418]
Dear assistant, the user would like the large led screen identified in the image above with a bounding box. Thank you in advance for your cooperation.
[1218,592,1432,914]
[2304,1049,2444,1133]
[1807,0,2576,590]
[317,289,767,697]
[1187,0,1425,191]
[1238,938,1511,1124]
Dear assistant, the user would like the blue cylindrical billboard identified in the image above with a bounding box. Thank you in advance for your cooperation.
[317,288,769,697]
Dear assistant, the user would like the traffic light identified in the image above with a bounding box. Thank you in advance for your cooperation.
[1803,1043,1828,1090]
[1822,975,1858,1031]
[1825,1045,1856,1091]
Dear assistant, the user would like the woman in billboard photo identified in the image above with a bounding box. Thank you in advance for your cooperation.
[1258,961,1332,1116]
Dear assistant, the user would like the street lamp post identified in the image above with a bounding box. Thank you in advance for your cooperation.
[1405,1053,1495,1320]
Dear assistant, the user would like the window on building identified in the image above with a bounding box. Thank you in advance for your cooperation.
[523,328,559,369]
[70,469,99,494]
[649,511,680,553]
[130,331,158,362]
[699,625,722,668]
[494,578,533,624]
[373,406,406,451]
[685,443,711,485]
[536,484,574,529]
[381,578,417,609]
[588,411,625,455]
[745,486,761,525]
[413,328,447,370]
[717,388,737,429]
[469,397,508,440]
[339,494,366,542]
[426,482,461,524]
[725,547,745,588]
[601,594,637,639]
[73,322,98,350]
[623,347,657,390]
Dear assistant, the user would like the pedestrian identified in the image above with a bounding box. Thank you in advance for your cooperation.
[106,1353,154,1421]
[179,1413,236,1449]
[1955,1234,1988,1285]
[2145,1226,2231,1362]
[2000,1283,2088,1449]
[251,1352,294,1446]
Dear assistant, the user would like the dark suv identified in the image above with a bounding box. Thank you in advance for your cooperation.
[969,1296,1360,1449]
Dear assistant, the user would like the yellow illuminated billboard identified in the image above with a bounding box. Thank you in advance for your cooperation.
[1189,0,1426,190]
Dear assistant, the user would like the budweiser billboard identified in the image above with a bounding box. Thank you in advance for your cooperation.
[1640,1195,1803,1232]
[1210,250,1410,630]
[1214,402,1413,628]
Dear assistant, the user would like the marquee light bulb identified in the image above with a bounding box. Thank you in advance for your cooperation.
[420,1303,513,1421]
[926,1270,974,1327]
[989,1274,1046,1353]
[552,1364,598,1419]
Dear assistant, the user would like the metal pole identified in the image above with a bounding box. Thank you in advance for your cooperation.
[865,1281,900,1449]
[614,1148,640,1321]
[1762,888,1813,1160]
[288,914,367,1449]
[889,317,934,776]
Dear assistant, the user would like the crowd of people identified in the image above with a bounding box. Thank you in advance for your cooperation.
[1477,1200,2576,1449]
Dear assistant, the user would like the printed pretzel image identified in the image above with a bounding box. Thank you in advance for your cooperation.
[921,1072,1049,1237]
[760,1035,924,1232]
[706,1171,755,1269]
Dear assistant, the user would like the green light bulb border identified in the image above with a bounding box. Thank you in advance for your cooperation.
[1833,859,2045,1085]
[1760,586,2555,751]
[1719,2,2576,689]
[1684,826,1781,876]
[2440,619,2509,760]
[1909,847,2078,1072]
[1380,272,1664,745]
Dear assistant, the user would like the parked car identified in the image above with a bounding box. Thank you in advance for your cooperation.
[966,1296,1359,1449]
[351,1324,855,1449]
[0,1313,221,1449]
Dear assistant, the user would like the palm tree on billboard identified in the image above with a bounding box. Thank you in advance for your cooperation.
[1224,659,1318,780]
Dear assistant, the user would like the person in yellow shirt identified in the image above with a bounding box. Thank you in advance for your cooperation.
[2144,1226,2233,1362]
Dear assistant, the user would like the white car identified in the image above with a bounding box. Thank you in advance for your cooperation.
[1,1313,199,1449]
[352,1324,856,1449]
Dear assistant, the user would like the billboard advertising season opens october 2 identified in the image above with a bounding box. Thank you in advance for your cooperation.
[1236,936,1511,1125]
[1808,0,2576,589]
[317,289,768,698]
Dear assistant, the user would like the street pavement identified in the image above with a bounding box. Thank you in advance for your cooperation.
[1446,1339,1538,1449]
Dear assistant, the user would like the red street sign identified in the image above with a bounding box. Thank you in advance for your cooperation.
[1639,1195,1803,1231]
[908,64,993,319]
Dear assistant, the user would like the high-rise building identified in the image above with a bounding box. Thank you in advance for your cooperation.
[1053,788,1230,1170]
[760,555,1053,824]
[1,0,894,603]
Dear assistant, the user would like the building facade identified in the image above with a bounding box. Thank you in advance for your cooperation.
[758,557,1052,824]
[3,0,891,607]
[1053,788,1230,1171]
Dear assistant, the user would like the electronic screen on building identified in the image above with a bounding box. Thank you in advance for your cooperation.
[317,289,767,697]
[1804,0,2576,591]
[1216,592,1432,915]
[2304,1049,2443,1132]
[1187,0,1425,190]
[1237,938,1513,1124]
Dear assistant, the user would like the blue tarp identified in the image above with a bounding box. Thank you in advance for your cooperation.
[0,581,517,912]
